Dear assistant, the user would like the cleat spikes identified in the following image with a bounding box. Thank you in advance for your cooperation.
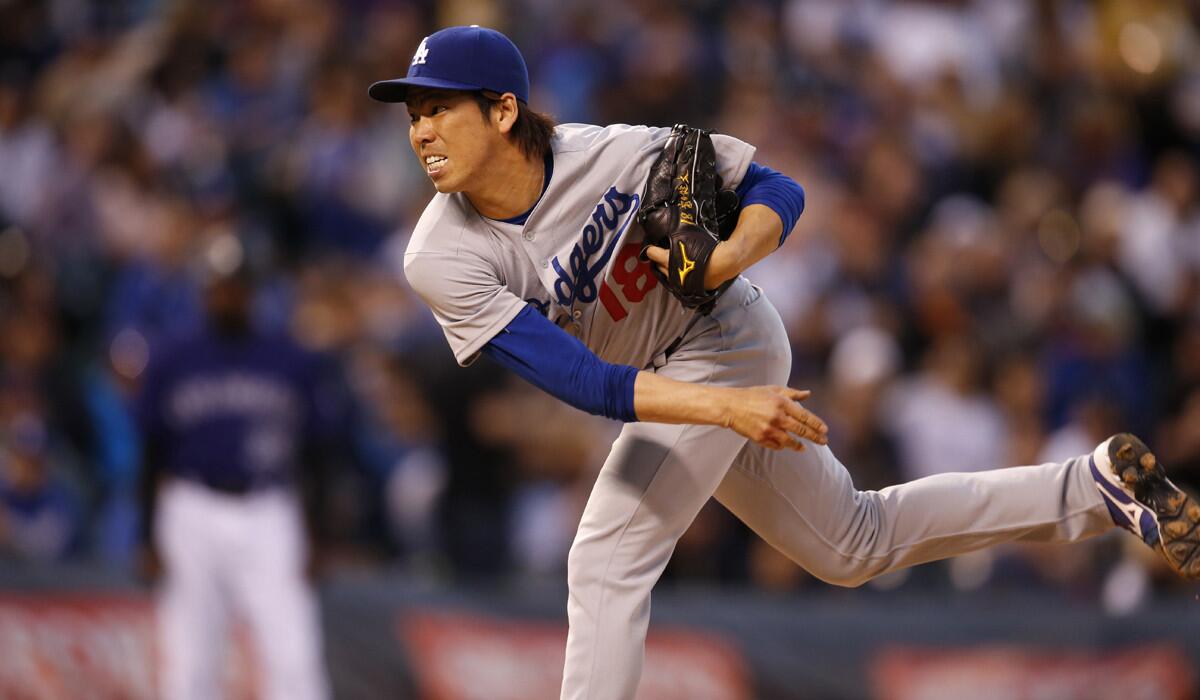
[1167,542,1196,561]
[1092,433,1200,580]
[1163,520,1192,538]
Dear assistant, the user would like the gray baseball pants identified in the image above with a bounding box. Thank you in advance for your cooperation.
[560,279,1113,700]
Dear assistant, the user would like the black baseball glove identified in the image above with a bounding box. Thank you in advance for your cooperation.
[638,124,740,314]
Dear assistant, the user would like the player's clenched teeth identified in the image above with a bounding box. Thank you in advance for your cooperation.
[424,155,448,174]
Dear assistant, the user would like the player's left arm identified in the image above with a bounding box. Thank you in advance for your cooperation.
[644,162,805,289]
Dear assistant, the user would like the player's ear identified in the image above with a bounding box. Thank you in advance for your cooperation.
[494,92,519,134]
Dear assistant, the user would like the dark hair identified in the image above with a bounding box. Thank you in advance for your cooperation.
[473,91,555,160]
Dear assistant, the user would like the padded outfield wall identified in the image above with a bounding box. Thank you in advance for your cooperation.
[0,562,1196,699]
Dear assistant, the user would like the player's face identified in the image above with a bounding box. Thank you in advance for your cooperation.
[407,89,498,194]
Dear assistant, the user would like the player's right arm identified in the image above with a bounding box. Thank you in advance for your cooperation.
[484,305,827,452]
[402,207,825,451]
[632,372,825,452]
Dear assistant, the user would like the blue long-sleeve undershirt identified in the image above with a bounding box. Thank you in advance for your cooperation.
[483,305,639,422]
[735,162,806,246]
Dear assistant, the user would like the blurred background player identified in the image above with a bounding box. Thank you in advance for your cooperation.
[136,233,347,700]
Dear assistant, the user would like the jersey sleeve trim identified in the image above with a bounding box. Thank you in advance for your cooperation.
[711,133,757,194]
[455,294,528,366]
[402,249,530,367]
[735,162,807,246]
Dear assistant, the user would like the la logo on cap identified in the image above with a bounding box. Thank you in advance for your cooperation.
[412,37,429,66]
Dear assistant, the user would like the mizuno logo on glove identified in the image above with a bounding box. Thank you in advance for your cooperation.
[677,242,696,284]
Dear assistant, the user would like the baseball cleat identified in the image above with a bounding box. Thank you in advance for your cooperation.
[1090,433,1200,579]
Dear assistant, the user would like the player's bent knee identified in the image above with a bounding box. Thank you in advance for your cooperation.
[566,531,658,601]
[566,538,601,594]
[784,552,883,589]
[816,569,874,589]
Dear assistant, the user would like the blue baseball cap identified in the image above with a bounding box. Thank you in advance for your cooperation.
[368,25,530,104]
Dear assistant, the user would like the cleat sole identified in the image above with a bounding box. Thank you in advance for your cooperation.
[1107,433,1200,581]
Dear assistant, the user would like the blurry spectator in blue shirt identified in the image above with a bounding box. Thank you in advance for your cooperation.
[0,400,82,562]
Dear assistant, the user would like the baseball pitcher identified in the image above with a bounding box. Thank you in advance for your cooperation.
[369,26,1200,700]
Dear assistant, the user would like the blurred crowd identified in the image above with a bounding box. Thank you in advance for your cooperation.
[1,0,1198,610]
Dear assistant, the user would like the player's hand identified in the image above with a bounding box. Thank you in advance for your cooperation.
[723,386,828,451]
[643,242,736,290]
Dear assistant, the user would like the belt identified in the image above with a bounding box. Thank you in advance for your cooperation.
[648,314,703,370]
[663,330,689,359]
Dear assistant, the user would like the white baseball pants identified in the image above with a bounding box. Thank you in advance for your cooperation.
[560,280,1113,700]
[156,480,329,700]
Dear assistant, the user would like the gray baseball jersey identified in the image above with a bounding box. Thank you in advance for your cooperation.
[403,123,755,367]
[403,121,1113,700]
